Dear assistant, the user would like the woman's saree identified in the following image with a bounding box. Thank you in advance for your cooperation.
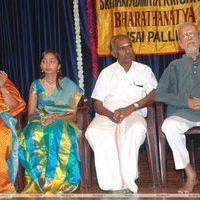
[0,79,25,193]
[19,77,83,194]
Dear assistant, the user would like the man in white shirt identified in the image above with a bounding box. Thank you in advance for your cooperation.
[85,34,157,193]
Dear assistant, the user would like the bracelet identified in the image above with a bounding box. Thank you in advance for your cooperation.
[1,89,9,95]
[133,103,139,109]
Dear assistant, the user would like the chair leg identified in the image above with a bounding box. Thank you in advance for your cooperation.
[189,138,195,171]
[145,132,159,186]
[85,139,92,189]
[15,164,25,192]
[78,138,88,192]
[158,133,166,186]
[145,140,156,185]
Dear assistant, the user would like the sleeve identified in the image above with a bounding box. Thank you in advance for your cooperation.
[70,82,84,109]
[29,81,37,96]
[91,70,110,102]
[5,79,26,116]
[155,64,188,108]
[62,77,84,110]
[144,68,158,94]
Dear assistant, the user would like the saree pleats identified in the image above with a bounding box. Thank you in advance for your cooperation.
[19,119,81,193]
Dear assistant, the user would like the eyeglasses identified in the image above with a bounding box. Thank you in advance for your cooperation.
[182,32,198,40]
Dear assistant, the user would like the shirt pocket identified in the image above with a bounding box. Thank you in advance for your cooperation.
[128,82,146,100]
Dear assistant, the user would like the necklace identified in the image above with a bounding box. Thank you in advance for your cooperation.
[44,79,56,88]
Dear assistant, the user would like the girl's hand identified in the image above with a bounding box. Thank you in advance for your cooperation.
[41,114,59,126]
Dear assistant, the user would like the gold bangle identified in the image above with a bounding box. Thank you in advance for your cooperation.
[1,90,9,95]
[133,103,139,109]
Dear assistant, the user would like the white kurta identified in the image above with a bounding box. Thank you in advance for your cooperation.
[85,61,157,192]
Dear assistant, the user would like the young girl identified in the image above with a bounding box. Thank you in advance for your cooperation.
[19,50,83,193]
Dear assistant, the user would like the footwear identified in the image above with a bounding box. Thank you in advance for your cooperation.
[108,189,127,194]
[124,189,133,194]
[38,177,45,188]
[43,179,53,193]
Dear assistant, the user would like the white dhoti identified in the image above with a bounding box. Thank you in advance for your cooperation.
[86,61,157,192]
[161,116,200,170]
[85,112,147,193]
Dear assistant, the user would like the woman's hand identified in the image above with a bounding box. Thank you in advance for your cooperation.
[41,113,75,126]
[41,114,59,126]
[0,71,8,88]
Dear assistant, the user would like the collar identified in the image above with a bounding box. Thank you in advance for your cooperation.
[183,53,200,62]
[116,61,134,73]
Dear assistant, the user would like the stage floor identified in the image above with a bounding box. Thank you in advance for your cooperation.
[1,193,200,200]
[1,146,200,200]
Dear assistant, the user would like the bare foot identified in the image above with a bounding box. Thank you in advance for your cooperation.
[178,164,198,194]
[178,177,198,194]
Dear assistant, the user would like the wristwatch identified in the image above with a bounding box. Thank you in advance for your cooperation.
[133,103,139,109]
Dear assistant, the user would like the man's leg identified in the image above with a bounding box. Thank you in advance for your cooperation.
[85,115,123,191]
[178,163,197,194]
[120,113,147,193]
[162,116,198,193]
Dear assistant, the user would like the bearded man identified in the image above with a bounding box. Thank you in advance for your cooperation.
[155,22,200,194]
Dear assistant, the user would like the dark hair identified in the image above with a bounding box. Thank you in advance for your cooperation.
[40,50,64,90]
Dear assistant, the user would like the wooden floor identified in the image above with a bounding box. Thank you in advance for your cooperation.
[1,145,200,200]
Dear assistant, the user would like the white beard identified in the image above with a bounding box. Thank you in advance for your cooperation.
[185,45,199,55]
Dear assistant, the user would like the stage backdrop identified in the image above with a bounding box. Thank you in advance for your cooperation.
[96,0,200,55]
[0,0,191,100]
[0,0,96,99]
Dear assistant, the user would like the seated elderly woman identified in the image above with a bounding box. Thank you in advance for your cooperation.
[19,50,83,194]
[0,71,25,193]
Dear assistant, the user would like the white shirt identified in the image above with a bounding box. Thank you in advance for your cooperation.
[92,61,157,117]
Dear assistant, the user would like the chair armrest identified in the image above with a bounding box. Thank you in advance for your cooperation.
[76,96,93,131]
[187,127,200,135]
[156,102,165,125]
[155,102,166,137]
